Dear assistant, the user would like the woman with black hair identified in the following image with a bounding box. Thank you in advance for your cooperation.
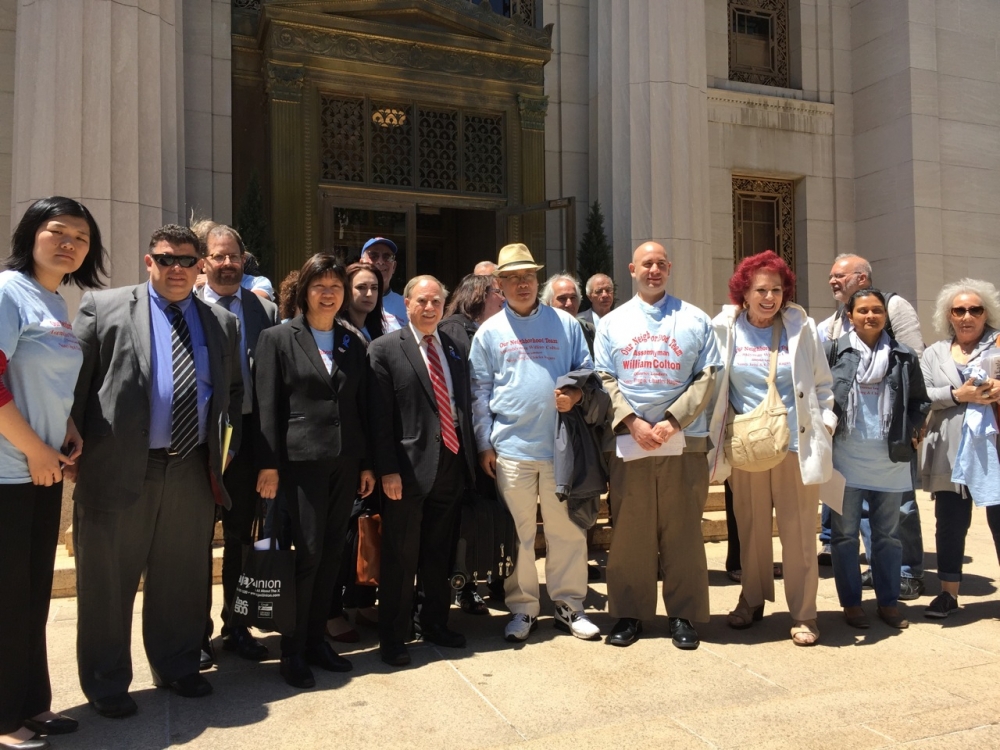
[826,288,930,630]
[255,253,375,689]
[0,197,106,749]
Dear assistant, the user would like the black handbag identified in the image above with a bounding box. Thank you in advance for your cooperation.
[229,504,297,636]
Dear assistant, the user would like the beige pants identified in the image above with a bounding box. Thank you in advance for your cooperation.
[495,456,588,617]
[729,451,819,621]
[607,452,710,623]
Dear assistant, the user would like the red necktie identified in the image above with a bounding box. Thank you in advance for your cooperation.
[424,335,460,455]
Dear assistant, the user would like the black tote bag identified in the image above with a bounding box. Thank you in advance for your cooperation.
[229,504,297,636]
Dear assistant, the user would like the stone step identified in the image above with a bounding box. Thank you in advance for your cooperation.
[53,541,224,599]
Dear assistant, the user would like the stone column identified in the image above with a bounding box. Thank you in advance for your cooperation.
[518,93,549,260]
[11,0,185,289]
[265,62,305,283]
[595,0,713,310]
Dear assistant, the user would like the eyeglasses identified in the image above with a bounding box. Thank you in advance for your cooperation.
[951,306,985,318]
[828,271,861,282]
[151,254,199,268]
[498,273,536,285]
[207,253,242,265]
[364,251,395,264]
[592,287,614,296]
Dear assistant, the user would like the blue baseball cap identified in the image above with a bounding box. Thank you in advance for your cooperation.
[362,237,398,256]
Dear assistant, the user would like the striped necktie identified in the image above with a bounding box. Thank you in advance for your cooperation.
[167,303,199,458]
[423,335,459,455]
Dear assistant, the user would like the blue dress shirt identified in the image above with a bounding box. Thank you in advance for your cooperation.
[148,283,213,450]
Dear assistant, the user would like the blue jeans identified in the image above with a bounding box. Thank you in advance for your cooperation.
[821,489,923,579]
[831,487,903,607]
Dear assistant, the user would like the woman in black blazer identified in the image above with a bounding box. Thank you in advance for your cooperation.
[255,253,374,689]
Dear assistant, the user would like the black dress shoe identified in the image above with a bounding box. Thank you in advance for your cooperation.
[605,618,642,647]
[89,693,137,719]
[156,672,213,698]
[199,636,215,671]
[380,643,411,667]
[222,627,269,661]
[587,564,603,582]
[304,642,353,673]
[280,656,316,689]
[22,715,78,736]
[0,735,50,750]
[458,589,489,616]
[419,624,466,648]
[669,617,700,650]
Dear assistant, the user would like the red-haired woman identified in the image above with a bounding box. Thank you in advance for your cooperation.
[707,251,836,646]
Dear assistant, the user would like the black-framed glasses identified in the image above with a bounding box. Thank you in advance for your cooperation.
[951,306,985,318]
[151,253,199,269]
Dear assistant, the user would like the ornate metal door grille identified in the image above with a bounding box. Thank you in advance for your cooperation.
[320,94,505,196]
[418,108,459,191]
[732,177,795,269]
[370,102,413,187]
[463,114,505,195]
[728,0,789,88]
[320,96,366,183]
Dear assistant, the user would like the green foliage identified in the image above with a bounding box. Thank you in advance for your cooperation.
[234,172,274,278]
[577,200,613,286]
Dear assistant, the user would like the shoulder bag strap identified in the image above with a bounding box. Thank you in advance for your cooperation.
[766,319,782,386]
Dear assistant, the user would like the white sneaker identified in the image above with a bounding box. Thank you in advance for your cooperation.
[553,601,601,640]
[504,613,538,642]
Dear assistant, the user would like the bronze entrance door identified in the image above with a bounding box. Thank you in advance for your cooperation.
[319,194,497,295]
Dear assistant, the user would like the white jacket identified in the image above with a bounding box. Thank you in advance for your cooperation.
[707,303,836,485]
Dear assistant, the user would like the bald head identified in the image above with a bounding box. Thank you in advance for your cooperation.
[629,242,671,303]
[828,254,873,304]
[473,261,497,276]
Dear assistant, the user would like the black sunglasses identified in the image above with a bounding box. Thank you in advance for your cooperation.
[151,253,199,269]
[951,306,985,318]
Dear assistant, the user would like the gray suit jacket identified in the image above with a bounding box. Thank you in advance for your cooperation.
[71,283,243,511]
[577,309,599,327]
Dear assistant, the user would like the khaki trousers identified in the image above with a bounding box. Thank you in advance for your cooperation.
[730,451,819,621]
[495,456,589,617]
[607,452,710,623]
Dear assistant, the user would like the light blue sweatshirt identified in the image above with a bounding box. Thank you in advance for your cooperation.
[470,303,592,461]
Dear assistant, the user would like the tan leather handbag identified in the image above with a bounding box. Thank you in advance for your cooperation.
[724,320,791,472]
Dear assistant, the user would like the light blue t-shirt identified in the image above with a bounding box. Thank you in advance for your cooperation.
[834,380,912,492]
[594,294,722,437]
[0,271,83,483]
[383,291,408,328]
[470,304,592,461]
[728,314,799,452]
[311,328,335,374]
[241,273,274,300]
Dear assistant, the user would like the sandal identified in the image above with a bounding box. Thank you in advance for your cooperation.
[325,614,360,643]
[727,597,764,629]
[790,619,819,646]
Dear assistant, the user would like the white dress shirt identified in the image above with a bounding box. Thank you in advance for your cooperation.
[409,323,458,426]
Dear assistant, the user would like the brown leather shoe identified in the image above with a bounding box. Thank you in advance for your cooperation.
[844,606,870,629]
[877,606,909,629]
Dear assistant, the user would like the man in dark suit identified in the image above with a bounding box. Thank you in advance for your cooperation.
[198,224,279,663]
[70,225,242,717]
[368,275,476,666]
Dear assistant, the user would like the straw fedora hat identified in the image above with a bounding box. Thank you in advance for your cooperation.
[495,243,544,275]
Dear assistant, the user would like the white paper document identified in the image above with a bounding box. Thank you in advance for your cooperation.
[818,469,847,515]
[615,431,686,461]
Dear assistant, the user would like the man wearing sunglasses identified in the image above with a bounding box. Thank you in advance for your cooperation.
[815,253,927,602]
[70,224,243,717]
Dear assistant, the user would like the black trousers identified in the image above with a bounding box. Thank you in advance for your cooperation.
[219,415,262,633]
[379,448,465,648]
[724,480,741,572]
[934,489,1000,583]
[75,448,216,700]
[329,491,381,619]
[282,457,359,657]
[0,482,61,734]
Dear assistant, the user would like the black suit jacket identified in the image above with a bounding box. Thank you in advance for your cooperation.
[198,287,280,373]
[71,284,243,511]
[255,316,369,468]
[368,326,476,500]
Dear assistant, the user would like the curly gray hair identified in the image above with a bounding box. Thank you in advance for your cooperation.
[932,278,1000,339]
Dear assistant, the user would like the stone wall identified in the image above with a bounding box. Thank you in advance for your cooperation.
[0,0,14,245]
[543,0,590,276]
[183,0,232,226]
